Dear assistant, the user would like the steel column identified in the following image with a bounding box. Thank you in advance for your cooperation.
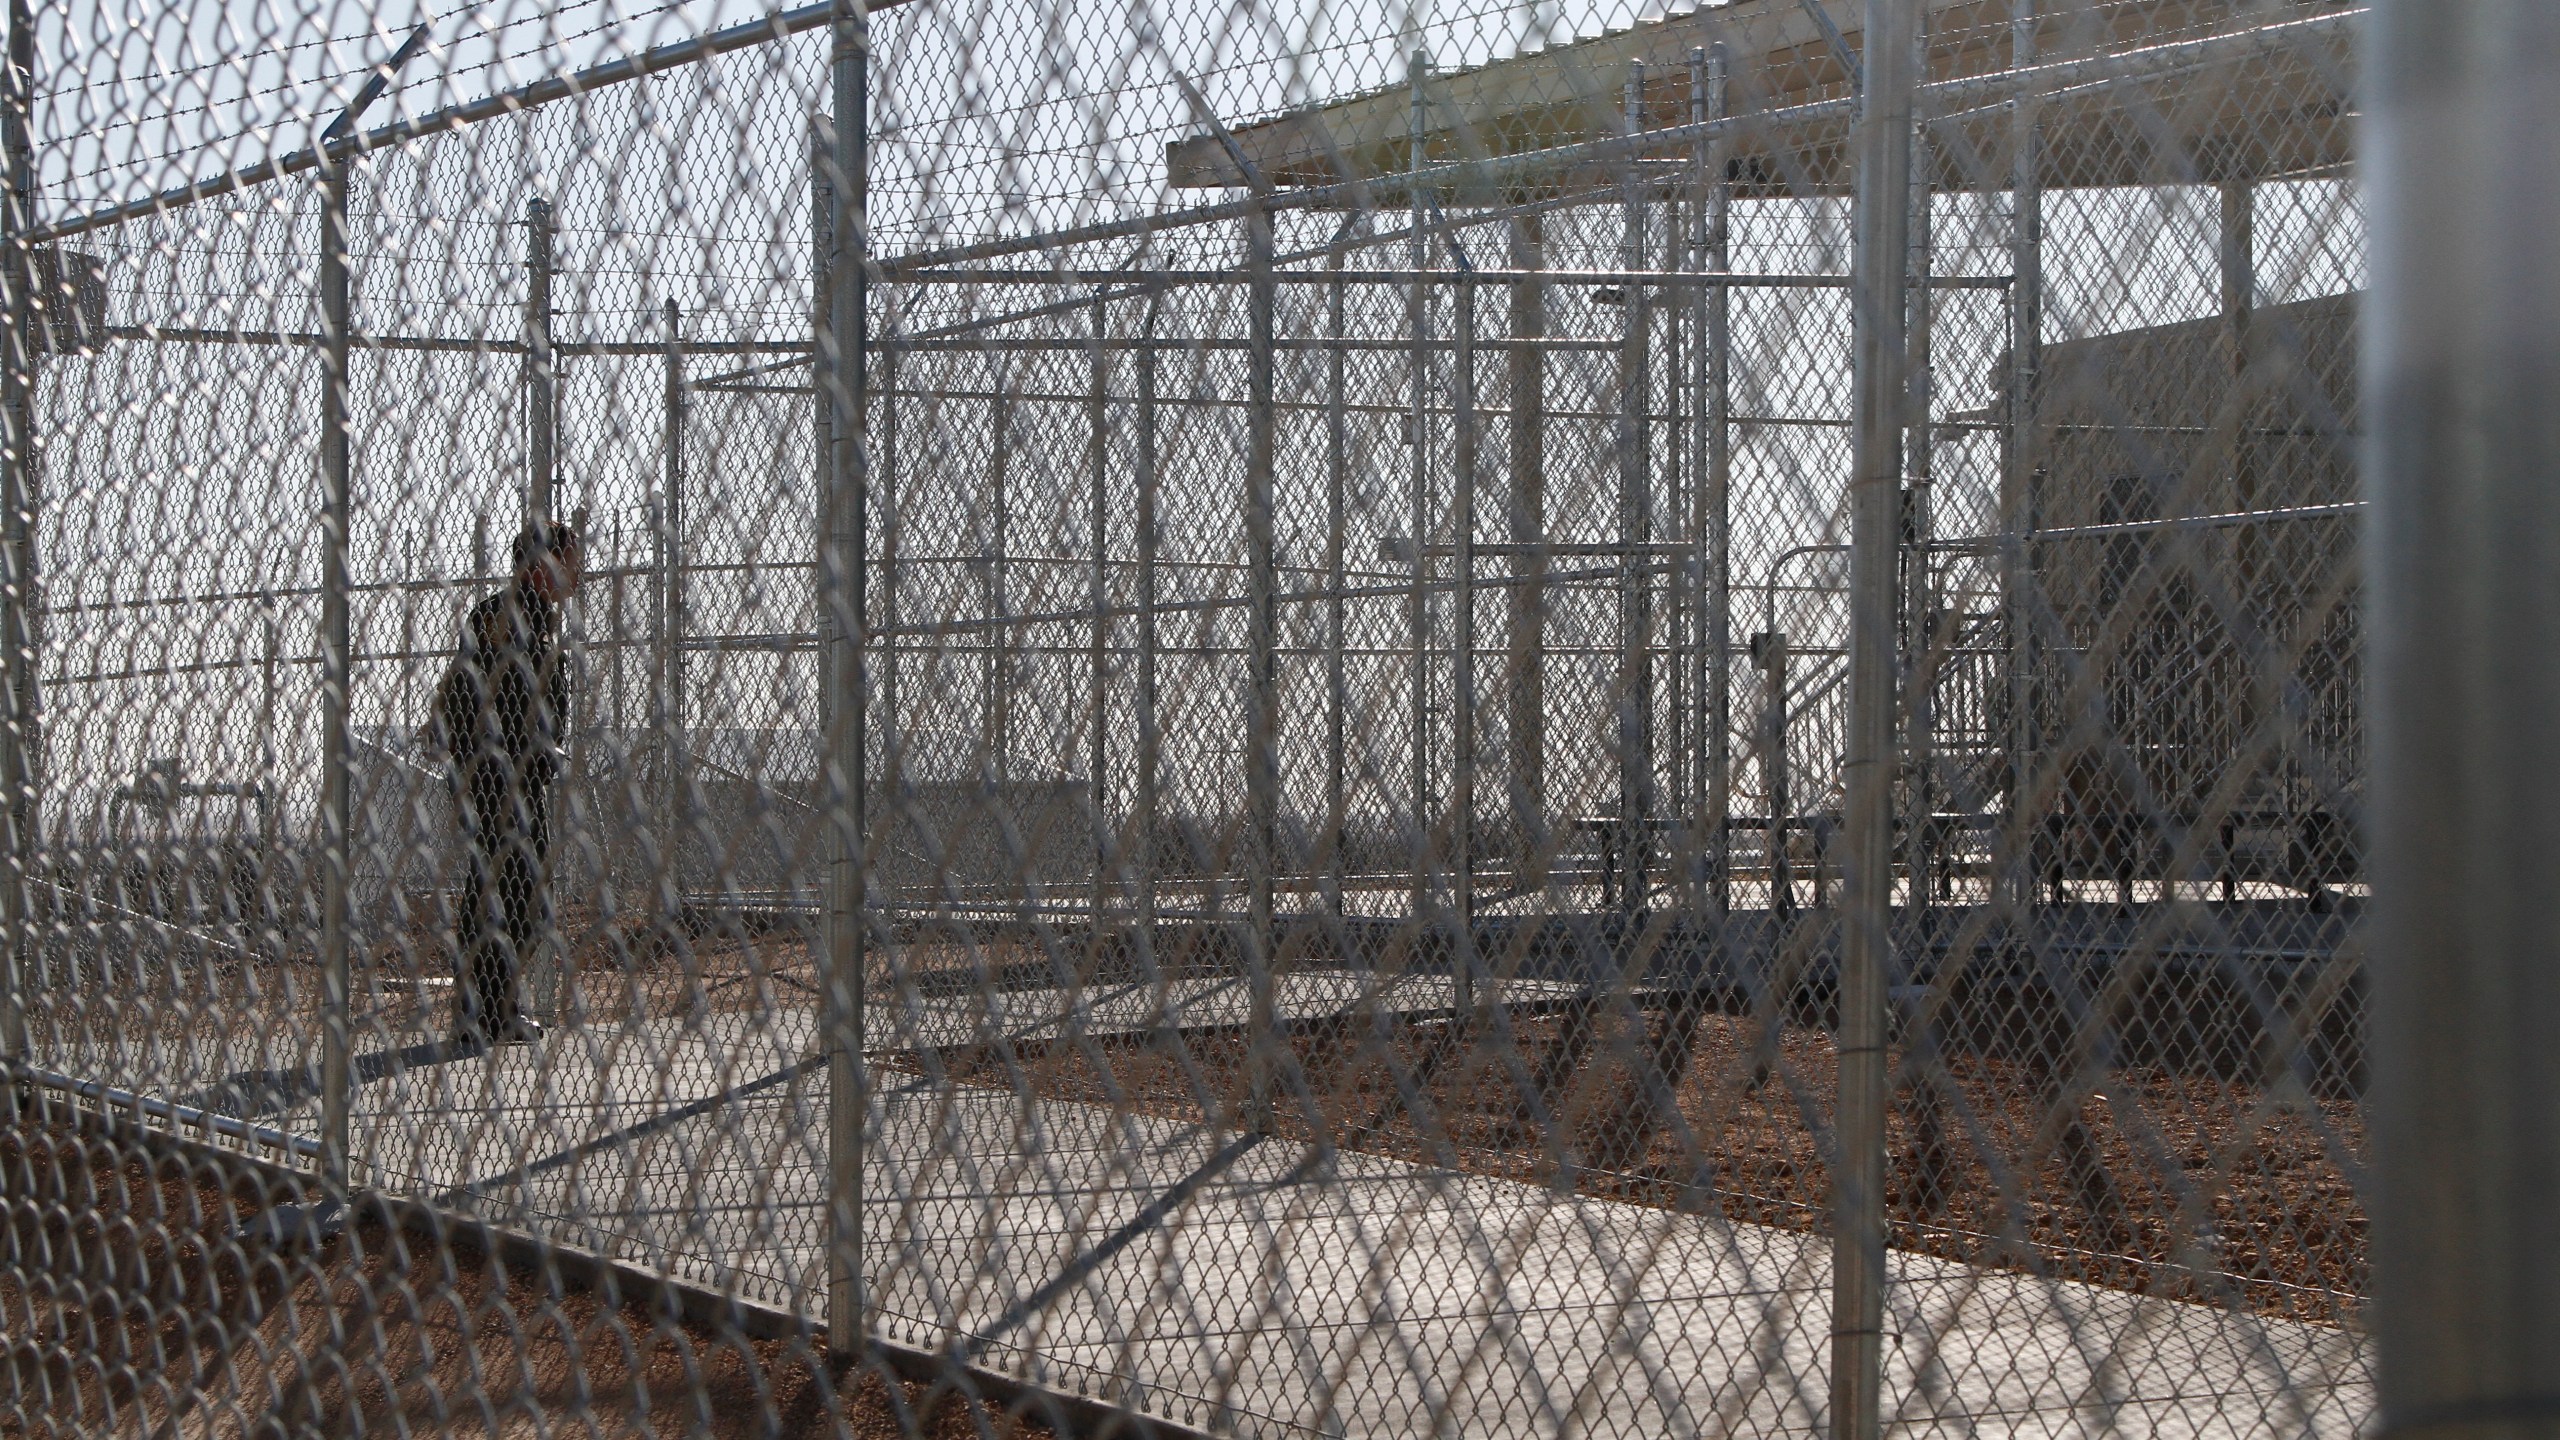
[317,158,354,1201]
[1695,44,1733,917]
[817,7,871,1357]
[1506,214,1547,891]
[1451,270,1478,1013]
[1616,63,1653,923]
[1088,291,1111,925]
[2002,0,2043,916]
[1324,252,1348,920]
[660,298,687,893]
[1835,0,1919,1434]
[525,196,556,523]
[1408,52,1434,927]
[1245,201,1279,1128]
[2368,2,2560,1427]
[0,0,36,1065]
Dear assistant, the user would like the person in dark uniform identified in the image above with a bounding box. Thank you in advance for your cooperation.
[430,519,583,1046]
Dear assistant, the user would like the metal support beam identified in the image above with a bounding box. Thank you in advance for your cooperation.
[2368,3,2560,1428]
[2002,0,2043,916]
[1615,62,1654,925]
[1324,253,1349,920]
[525,197,556,524]
[660,299,687,893]
[1696,44,1733,918]
[1835,0,1918,1435]
[1088,292,1111,927]
[1902,70,1938,913]
[317,157,354,1201]
[1245,199,1279,1130]
[0,0,35,1066]
[1451,269,1479,1015]
[1507,213,1547,892]
[1407,51,1434,929]
[816,3,871,1357]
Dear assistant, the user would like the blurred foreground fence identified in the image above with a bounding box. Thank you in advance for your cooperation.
[0,0,2395,1435]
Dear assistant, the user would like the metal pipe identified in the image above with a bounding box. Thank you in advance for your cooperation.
[1703,43,1734,919]
[1507,213,1548,893]
[1451,267,1478,1014]
[1616,62,1654,926]
[1135,298,1161,942]
[816,9,872,1355]
[1325,251,1348,920]
[1903,80,1938,913]
[525,197,556,524]
[2367,1,2560,1425]
[0,0,35,1065]
[661,299,687,892]
[1835,0,1919,1432]
[1088,292,1110,926]
[1245,200,1279,1130]
[2003,0,2042,917]
[318,157,354,1199]
[1408,51,1434,929]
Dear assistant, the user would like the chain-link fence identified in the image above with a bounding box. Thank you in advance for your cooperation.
[3,1,2381,1435]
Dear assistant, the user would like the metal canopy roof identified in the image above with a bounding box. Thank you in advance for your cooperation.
[1167,0,2356,200]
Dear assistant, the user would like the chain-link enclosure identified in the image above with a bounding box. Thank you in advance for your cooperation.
[2,1,2375,1435]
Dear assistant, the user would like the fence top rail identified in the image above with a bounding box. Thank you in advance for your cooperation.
[885,267,2011,289]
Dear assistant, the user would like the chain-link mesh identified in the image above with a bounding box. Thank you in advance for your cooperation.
[2,1,2373,1435]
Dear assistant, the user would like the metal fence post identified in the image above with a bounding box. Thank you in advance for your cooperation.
[660,298,686,896]
[1324,251,1347,920]
[2003,0,2042,917]
[1088,291,1110,926]
[526,196,555,524]
[318,155,355,1206]
[816,0,871,1355]
[0,0,36,1068]
[1616,62,1653,926]
[2368,1,2560,1426]
[1451,268,1477,1015]
[1245,199,1278,1129]
[1407,51,1433,929]
[1695,44,1732,918]
[1506,213,1546,890]
[1836,0,1918,1434]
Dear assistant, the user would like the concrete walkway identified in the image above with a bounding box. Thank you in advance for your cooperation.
[33,993,2373,1440]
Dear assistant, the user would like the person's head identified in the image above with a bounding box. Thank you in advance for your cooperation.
[514,519,584,603]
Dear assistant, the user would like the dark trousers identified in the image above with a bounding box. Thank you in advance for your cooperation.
[455,759,550,1036]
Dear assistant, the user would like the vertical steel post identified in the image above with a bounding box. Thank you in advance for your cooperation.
[1407,52,1434,928]
[1135,305,1160,939]
[660,298,686,891]
[1451,270,1477,1013]
[1324,252,1348,920]
[1903,88,1937,912]
[816,5,871,1356]
[0,0,36,1065]
[2368,1,2560,1423]
[1704,45,1732,917]
[2003,0,2042,916]
[317,159,355,1202]
[1088,292,1110,925]
[1245,202,1279,1128]
[525,196,556,525]
[1836,0,1917,1434]
[1616,62,1653,923]
[1506,214,1547,890]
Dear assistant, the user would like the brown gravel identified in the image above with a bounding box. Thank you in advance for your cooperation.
[0,1121,1059,1439]
[888,1004,2367,1326]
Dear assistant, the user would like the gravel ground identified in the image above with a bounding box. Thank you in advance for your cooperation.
[0,1122,1059,1439]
